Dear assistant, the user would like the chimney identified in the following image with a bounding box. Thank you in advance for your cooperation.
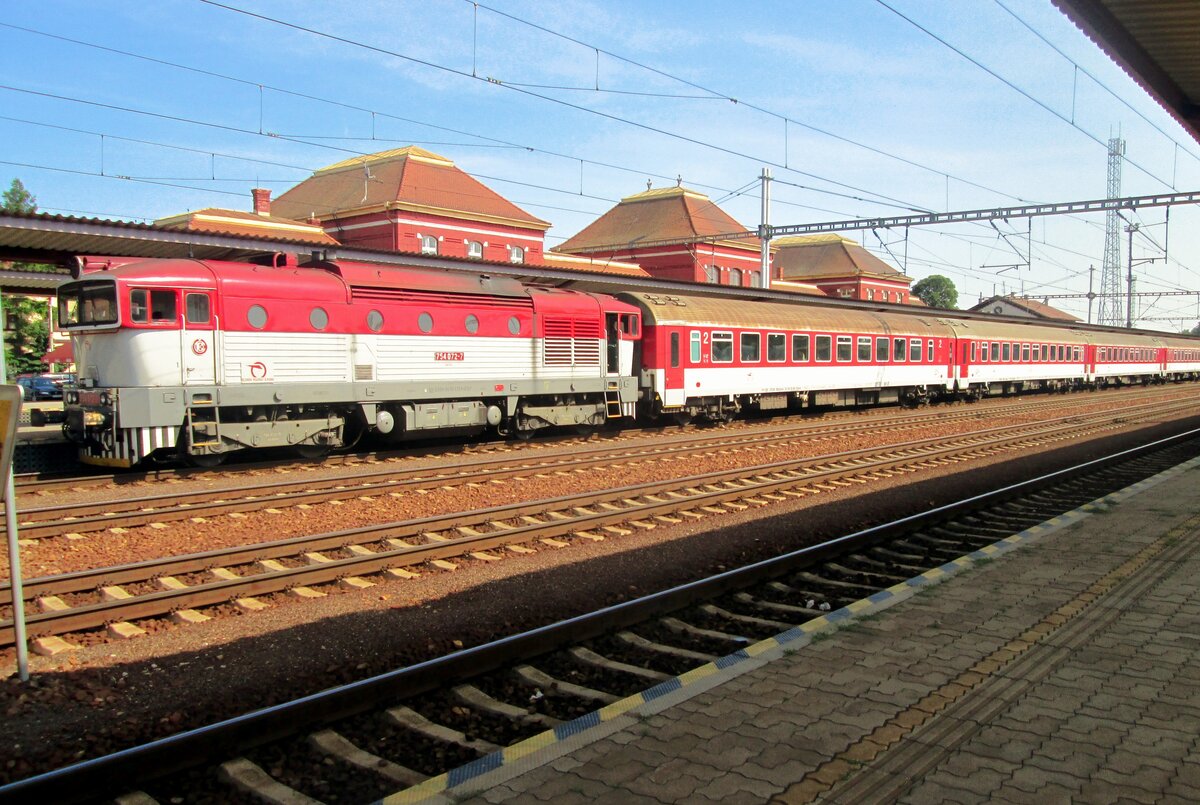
[251,188,271,217]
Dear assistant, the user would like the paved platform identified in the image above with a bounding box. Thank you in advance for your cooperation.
[386,454,1200,804]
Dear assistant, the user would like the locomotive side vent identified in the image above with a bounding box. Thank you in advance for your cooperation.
[544,318,601,366]
[355,364,375,381]
[351,286,534,311]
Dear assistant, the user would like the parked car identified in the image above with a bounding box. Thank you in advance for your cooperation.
[16,375,64,401]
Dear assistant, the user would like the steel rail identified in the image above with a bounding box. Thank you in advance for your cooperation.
[2,401,1192,642]
[8,390,1189,538]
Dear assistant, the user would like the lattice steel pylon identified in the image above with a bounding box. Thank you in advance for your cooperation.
[1098,138,1125,326]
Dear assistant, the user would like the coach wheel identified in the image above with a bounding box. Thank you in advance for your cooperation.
[294,443,331,460]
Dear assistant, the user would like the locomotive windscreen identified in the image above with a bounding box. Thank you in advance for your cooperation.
[57,279,118,328]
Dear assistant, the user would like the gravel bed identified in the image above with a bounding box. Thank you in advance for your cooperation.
[3,389,1186,582]
[0,399,1196,789]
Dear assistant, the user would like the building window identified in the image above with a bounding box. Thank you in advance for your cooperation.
[748,271,760,288]
[730,268,743,287]
[867,288,875,301]
[509,246,524,264]
[420,235,438,255]
[704,265,718,284]
[838,288,852,298]
[466,240,483,259]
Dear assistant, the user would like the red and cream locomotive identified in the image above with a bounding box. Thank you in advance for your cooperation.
[56,254,1200,467]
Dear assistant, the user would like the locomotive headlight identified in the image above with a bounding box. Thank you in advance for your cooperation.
[100,392,112,407]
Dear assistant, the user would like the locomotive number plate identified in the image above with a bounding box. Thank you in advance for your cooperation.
[435,352,465,361]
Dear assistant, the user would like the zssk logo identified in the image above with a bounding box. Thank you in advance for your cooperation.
[191,339,208,355]
[249,361,267,379]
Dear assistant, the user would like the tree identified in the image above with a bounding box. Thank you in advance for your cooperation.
[1,179,50,378]
[2,178,36,214]
[912,275,958,309]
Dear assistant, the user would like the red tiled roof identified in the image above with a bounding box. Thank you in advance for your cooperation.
[773,235,911,282]
[542,251,650,277]
[971,295,1080,321]
[557,186,759,254]
[271,147,549,230]
[155,208,338,246]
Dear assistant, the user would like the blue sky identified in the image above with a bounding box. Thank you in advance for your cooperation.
[2,1,1198,327]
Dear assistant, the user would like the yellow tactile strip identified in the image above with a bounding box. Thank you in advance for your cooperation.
[772,508,1200,804]
[378,455,1200,805]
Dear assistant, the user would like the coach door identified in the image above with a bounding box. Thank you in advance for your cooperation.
[181,291,216,385]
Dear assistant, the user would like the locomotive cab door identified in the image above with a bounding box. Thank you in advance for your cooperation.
[605,312,638,377]
[181,291,216,385]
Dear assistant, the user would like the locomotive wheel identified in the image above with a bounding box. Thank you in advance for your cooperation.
[186,452,225,468]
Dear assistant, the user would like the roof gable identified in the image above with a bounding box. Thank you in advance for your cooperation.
[773,234,911,282]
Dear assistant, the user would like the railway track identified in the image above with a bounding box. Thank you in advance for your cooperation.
[9,388,1195,539]
[2,398,1193,646]
[11,385,1182,497]
[5,425,1198,804]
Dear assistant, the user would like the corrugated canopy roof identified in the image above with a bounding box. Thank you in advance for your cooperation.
[1054,0,1200,144]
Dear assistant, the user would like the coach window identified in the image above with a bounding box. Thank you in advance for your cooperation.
[690,331,702,362]
[876,336,889,362]
[1041,344,1048,361]
[712,332,733,363]
[893,337,906,362]
[741,332,761,362]
[927,339,935,362]
[971,342,977,362]
[909,339,921,362]
[420,235,438,256]
[1073,346,1081,361]
[508,316,522,335]
[247,304,267,330]
[309,307,329,331]
[367,310,384,332]
[185,293,210,325]
[418,312,434,333]
[990,342,1000,362]
[768,333,786,362]
[1060,345,1067,361]
[792,334,810,362]
[857,336,871,362]
[464,314,479,334]
[1002,343,1011,362]
[1021,344,1030,362]
[836,335,852,362]
[670,332,680,368]
[815,335,832,362]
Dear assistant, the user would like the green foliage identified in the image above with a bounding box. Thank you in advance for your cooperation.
[2,179,37,214]
[912,274,958,309]
[3,297,49,377]
[1,178,51,378]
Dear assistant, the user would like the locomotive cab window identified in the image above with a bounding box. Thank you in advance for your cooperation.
[185,293,211,325]
[621,314,639,336]
[58,280,119,327]
[130,289,177,324]
[712,332,733,363]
